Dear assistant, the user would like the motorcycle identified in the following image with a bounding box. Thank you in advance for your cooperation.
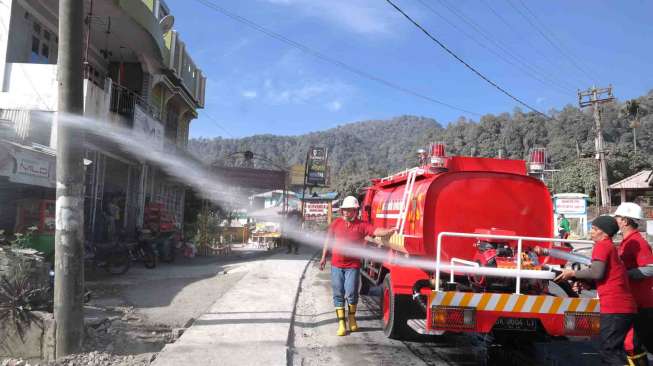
[132,228,158,268]
[84,240,131,275]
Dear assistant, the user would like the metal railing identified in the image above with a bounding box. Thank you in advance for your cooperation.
[435,231,593,294]
[110,83,161,121]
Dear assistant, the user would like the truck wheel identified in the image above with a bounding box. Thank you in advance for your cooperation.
[381,274,407,339]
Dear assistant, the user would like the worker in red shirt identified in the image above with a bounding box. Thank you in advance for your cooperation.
[319,196,395,336]
[541,215,637,365]
[613,202,653,365]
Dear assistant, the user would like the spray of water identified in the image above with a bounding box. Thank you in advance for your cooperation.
[41,112,560,282]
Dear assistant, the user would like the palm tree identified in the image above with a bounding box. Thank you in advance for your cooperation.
[620,99,647,153]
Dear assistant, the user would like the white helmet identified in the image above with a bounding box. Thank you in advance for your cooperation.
[341,196,360,209]
[613,202,644,220]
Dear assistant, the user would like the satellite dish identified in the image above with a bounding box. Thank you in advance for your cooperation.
[159,15,174,33]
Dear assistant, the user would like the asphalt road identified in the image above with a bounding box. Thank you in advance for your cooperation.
[290,259,610,366]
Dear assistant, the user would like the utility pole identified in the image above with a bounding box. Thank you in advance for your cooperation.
[578,86,614,208]
[55,0,85,357]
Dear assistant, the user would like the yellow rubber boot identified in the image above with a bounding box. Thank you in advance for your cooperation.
[348,304,359,332]
[336,307,347,336]
[627,353,649,366]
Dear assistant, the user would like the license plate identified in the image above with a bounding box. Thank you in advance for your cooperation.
[493,317,537,331]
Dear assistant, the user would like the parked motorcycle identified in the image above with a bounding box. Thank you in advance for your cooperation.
[133,228,158,268]
[84,240,131,275]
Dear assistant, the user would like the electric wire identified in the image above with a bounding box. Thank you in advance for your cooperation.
[385,0,547,116]
[479,0,587,88]
[417,0,574,95]
[431,0,577,93]
[506,0,598,84]
[191,0,482,117]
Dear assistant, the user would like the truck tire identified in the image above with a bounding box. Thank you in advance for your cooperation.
[381,274,408,339]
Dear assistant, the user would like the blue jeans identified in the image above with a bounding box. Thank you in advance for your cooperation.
[331,266,360,307]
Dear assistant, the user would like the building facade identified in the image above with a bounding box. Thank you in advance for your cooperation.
[0,0,205,241]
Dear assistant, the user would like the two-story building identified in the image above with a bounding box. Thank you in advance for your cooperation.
[0,0,205,242]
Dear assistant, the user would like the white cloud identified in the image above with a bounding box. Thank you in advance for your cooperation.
[536,97,546,104]
[263,0,396,35]
[327,100,342,111]
[262,79,352,106]
[242,90,258,99]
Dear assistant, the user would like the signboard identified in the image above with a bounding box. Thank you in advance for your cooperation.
[133,105,164,150]
[306,147,328,186]
[0,144,14,177]
[289,164,305,186]
[303,202,329,222]
[9,149,55,188]
[554,197,587,214]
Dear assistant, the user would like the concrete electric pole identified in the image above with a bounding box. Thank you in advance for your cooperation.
[578,86,614,208]
[55,0,86,357]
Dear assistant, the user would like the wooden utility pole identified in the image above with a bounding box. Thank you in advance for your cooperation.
[55,0,85,357]
[578,86,614,208]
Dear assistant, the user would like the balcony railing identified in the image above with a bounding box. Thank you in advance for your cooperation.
[109,83,161,121]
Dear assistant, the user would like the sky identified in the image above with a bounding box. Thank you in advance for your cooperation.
[164,0,653,139]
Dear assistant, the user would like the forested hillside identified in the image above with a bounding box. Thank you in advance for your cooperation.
[189,91,653,200]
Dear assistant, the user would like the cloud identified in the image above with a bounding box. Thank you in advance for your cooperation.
[261,79,353,107]
[242,90,258,99]
[327,100,342,111]
[536,97,546,104]
[263,0,396,35]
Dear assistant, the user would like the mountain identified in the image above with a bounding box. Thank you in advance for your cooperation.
[189,91,653,199]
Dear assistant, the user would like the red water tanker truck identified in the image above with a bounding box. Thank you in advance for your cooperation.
[360,143,599,339]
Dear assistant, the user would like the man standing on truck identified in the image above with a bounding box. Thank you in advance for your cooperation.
[539,215,637,365]
[613,202,653,365]
[319,196,395,336]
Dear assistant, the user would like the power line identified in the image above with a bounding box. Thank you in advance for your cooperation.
[434,0,578,93]
[479,0,586,88]
[418,0,574,95]
[191,0,482,116]
[201,110,237,138]
[506,0,597,84]
[385,0,546,116]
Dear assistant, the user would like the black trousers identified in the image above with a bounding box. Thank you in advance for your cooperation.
[600,313,634,365]
[634,308,653,353]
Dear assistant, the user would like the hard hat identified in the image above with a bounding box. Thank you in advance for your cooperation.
[341,196,360,209]
[613,202,644,220]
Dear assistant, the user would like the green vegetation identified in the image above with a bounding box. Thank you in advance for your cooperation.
[189,91,653,200]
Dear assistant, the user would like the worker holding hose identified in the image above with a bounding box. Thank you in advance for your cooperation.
[536,215,637,366]
[319,196,395,336]
[613,202,653,365]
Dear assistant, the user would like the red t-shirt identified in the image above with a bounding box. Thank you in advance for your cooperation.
[327,218,375,269]
[591,238,637,314]
[618,231,653,308]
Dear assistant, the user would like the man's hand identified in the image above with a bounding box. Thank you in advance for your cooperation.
[554,268,575,282]
[375,227,397,238]
[319,256,327,271]
[533,246,547,256]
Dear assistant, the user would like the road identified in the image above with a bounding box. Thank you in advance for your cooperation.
[290,258,607,366]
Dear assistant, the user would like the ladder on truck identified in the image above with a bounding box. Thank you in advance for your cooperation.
[395,168,418,235]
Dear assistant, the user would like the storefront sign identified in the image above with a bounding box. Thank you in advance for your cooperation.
[555,198,586,214]
[289,164,305,186]
[306,147,328,186]
[303,202,329,221]
[0,144,14,177]
[133,105,164,150]
[9,149,55,188]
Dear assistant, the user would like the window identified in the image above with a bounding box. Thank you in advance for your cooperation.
[28,17,57,64]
